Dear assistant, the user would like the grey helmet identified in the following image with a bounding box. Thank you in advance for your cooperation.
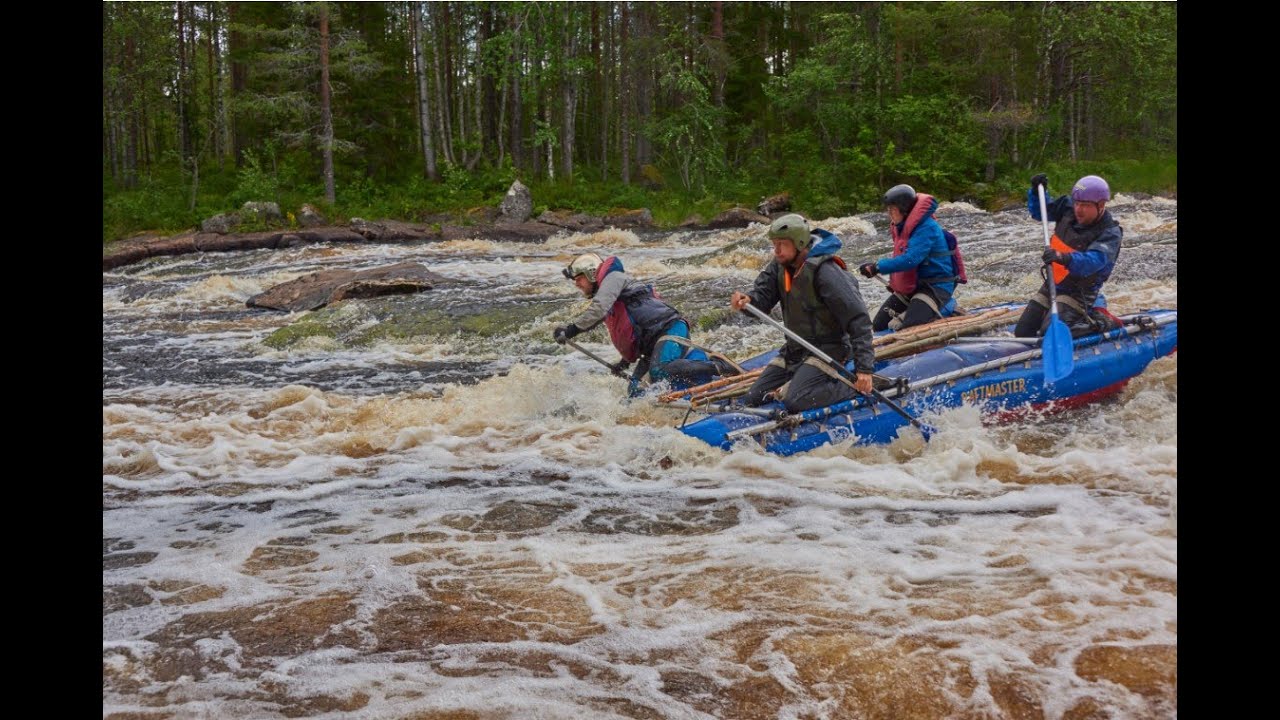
[768,213,812,251]
[883,184,917,215]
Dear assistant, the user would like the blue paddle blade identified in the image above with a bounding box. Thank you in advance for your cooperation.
[1042,316,1075,384]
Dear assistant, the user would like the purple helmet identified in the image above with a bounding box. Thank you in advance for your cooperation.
[1071,175,1110,203]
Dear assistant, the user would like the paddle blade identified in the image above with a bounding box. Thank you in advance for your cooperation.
[1041,317,1075,384]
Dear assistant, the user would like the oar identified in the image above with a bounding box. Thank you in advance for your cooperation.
[1037,185,1075,384]
[740,303,934,438]
[566,340,628,378]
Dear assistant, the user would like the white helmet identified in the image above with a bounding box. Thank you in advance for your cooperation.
[563,253,603,281]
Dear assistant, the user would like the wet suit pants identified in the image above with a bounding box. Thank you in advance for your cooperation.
[741,355,855,413]
[872,285,952,332]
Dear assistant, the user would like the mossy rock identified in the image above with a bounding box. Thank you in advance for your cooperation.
[262,295,562,350]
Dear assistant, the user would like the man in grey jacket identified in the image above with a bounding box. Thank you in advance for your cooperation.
[729,214,876,412]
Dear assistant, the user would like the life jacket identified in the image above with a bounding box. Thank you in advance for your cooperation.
[1047,210,1120,294]
[888,194,967,295]
[777,253,850,361]
[596,257,682,362]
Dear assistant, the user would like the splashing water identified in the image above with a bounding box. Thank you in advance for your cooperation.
[104,200,1176,718]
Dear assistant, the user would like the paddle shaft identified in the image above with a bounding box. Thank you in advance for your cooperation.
[566,340,628,378]
[1037,185,1062,320]
[740,303,929,432]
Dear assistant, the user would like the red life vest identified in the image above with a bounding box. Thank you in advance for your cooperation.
[887,194,967,295]
[596,257,680,362]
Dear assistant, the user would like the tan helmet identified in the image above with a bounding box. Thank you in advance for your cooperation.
[563,252,603,280]
[768,213,812,251]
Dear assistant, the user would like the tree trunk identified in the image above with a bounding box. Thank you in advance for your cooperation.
[458,45,470,169]
[590,3,601,168]
[320,2,336,203]
[893,1,903,93]
[985,121,999,182]
[508,13,523,173]
[481,5,498,163]
[206,3,216,165]
[430,4,455,165]
[186,3,199,159]
[103,3,116,181]
[620,1,630,184]
[1010,43,1019,165]
[142,98,152,173]
[1067,58,1077,162]
[228,2,249,166]
[411,2,439,180]
[210,2,227,170]
[774,3,784,77]
[122,30,138,188]
[600,2,610,180]
[189,153,200,211]
[559,5,578,180]
[176,1,191,161]
[537,53,553,180]
[468,52,482,171]
[1084,71,1094,159]
[711,1,725,108]
[634,4,652,168]
[685,1,693,71]
[442,1,455,158]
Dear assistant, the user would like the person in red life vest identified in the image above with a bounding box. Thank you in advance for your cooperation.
[729,214,876,412]
[553,253,726,395]
[858,184,966,331]
[1015,173,1124,338]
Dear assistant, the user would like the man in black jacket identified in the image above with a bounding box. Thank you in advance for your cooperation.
[730,214,876,412]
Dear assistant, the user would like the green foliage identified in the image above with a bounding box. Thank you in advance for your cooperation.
[102,1,1175,241]
[1025,157,1178,197]
[103,175,195,243]
[228,152,281,207]
[880,94,986,194]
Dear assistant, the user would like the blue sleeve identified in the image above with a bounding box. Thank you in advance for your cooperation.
[877,222,944,274]
[1027,189,1073,222]
[1065,225,1122,276]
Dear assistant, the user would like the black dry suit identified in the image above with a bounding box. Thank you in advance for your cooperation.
[1050,209,1121,309]
[739,230,876,413]
[779,254,854,364]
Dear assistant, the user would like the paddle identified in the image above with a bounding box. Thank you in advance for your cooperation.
[740,302,934,438]
[867,272,891,290]
[1037,185,1075,384]
[566,340,629,378]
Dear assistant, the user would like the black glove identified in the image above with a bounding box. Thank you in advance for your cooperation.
[1030,173,1048,191]
[1042,248,1069,266]
[859,262,879,278]
[553,324,580,344]
[609,359,631,375]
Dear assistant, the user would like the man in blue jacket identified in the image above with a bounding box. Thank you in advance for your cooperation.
[859,184,965,331]
[730,214,875,412]
[1015,174,1122,338]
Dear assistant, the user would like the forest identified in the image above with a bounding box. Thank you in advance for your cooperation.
[102,1,1177,241]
